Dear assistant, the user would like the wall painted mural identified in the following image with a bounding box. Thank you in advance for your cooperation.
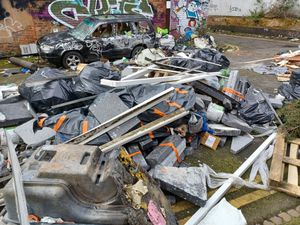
[0,0,165,44]
[48,0,155,28]
[170,0,210,37]
[0,0,159,27]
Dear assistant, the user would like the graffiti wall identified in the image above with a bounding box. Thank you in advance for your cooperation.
[0,0,166,53]
[48,0,154,28]
[170,0,210,37]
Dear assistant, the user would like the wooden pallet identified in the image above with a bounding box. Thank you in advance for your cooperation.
[148,70,176,78]
[269,133,300,197]
[277,73,291,82]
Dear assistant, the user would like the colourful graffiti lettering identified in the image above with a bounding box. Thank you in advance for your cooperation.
[48,0,154,28]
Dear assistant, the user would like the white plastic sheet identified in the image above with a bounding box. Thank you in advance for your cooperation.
[200,143,275,190]
[200,198,247,225]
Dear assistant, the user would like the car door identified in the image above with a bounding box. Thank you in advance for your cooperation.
[108,21,135,58]
[84,23,115,61]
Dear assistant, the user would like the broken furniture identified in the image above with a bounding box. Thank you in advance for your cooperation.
[269,134,300,197]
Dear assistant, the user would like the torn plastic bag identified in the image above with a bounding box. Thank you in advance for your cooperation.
[170,48,230,72]
[278,69,300,100]
[132,126,171,145]
[278,83,300,100]
[204,76,220,89]
[19,79,75,112]
[130,84,195,123]
[41,108,86,143]
[73,61,121,97]
[112,84,195,124]
[21,67,65,82]
[35,108,109,144]
[249,144,274,187]
[239,87,275,125]
[135,49,165,66]
[200,163,270,190]
[18,67,75,112]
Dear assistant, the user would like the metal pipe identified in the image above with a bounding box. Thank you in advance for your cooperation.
[5,131,29,225]
[100,109,189,153]
[66,87,175,144]
[9,57,38,71]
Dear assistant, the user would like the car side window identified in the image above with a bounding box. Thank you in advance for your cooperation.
[92,23,113,38]
[115,22,132,35]
[137,21,151,34]
[133,21,151,34]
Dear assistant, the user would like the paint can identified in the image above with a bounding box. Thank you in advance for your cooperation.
[206,103,224,122]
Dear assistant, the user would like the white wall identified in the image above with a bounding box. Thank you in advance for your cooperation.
[209,0,300,16]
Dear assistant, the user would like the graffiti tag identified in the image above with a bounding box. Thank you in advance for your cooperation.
[56,41,84,51]
[0,17,23,38]
[229,5,241,12]
[48,0,154,28]
[86,39,102,54]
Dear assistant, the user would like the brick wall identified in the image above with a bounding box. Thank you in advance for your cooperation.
[0,0,167,55]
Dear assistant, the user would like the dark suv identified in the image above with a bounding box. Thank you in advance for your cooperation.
[37,14,156,68]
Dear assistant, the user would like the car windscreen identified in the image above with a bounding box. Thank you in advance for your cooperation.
[70,18,99,40]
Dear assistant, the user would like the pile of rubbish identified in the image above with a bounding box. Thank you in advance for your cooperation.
[252,49,300,82]
[0,41,295,225]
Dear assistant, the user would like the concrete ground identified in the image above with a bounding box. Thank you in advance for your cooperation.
[172,33,300,225]
[0,33,300,225]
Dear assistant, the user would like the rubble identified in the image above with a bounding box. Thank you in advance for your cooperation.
[230,133,254,154]
[153,166,207,207]
[0,28,292,225]
[208,124,241,137]
[146,135,186,168]
[0,101,33,127]
[221,113,253,133]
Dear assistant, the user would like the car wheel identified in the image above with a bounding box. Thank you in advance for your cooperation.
[62,51,84,69]
[131,45,145,58]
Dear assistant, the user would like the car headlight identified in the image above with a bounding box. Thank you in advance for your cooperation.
[40,44,54,53]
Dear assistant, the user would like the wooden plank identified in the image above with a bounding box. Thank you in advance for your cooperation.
[229,190,277,209]
[269,133,286,182]
[271,181,300,197]
[283,157,300,167]
[171,201,194,214]
[289,139,300,146]
[277,77,290,82]
[178,217,190,225]
[287,143,299,185]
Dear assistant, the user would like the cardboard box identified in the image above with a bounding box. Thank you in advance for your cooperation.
[200,132,221,151]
